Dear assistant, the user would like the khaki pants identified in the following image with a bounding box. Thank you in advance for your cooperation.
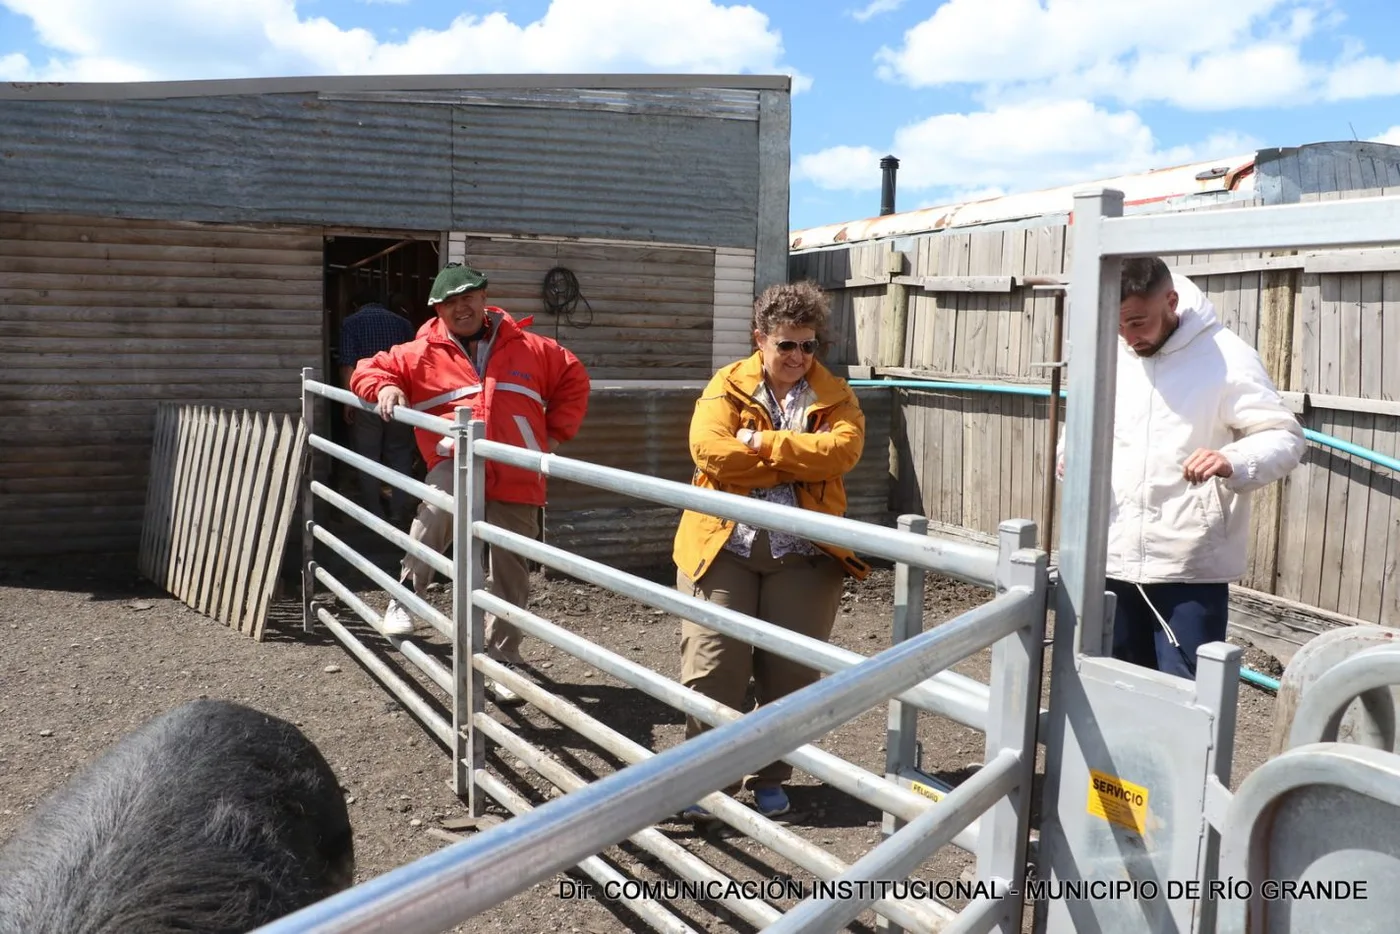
[677,531,845,790]
[401,460,539,656]
[349,411,416,521]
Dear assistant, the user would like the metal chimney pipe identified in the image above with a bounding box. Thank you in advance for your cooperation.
[879,155,900,216]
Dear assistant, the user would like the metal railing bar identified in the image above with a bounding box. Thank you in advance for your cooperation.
[314,566,452,695]
[312,481,453,579]
[475,521,998,730]
[473,438,999,586]
[937,887,1008,934]
[1097,192,1400,256]
[762,750,1021,934]
[473,655,954,933]
[475,589,981,852]
[471,771,700,934]
[309,433,453,512]
[313,605,454,748]
[254,568,1026,934]
[304,379,455,437]
[472,714,785,929]
[310,522,452,638]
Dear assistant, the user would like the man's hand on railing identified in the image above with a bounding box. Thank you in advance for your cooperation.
[376,386,408,422]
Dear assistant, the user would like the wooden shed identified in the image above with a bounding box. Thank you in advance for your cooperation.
[789,141,1400,660]
[0,73,796,562]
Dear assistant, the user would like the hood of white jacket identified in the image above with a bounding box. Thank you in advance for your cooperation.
[1135,272,1216,359]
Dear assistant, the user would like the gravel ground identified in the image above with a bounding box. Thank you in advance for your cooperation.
[0,538,1279,934]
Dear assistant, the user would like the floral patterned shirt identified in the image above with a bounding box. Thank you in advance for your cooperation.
[723,376,822,560]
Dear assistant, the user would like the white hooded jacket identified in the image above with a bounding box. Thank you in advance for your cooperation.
[1058,272,1304,584]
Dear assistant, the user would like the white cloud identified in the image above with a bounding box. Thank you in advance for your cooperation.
[794,99,1261,199]
[1369,125,1400,146]
[793,145,885,191]
[874,0,1400,110]
[0,0,809,89]
[851,0,906,23]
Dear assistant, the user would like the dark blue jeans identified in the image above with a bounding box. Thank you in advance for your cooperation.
[1105,579,1230,679]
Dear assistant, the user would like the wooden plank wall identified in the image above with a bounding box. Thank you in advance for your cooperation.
[461,236,717,380]
[791,228,1067,555]
[0,212,322,556]
[792,195,1400,630]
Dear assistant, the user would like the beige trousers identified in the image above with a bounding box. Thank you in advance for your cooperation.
[677,531,845,790]
[401,460,539,656]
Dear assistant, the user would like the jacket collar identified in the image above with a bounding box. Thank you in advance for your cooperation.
[723,352,852,410]
[418,307,530,346]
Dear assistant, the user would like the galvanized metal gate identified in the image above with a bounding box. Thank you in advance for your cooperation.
[1036,188,1400,934]
[253,188,1400,934]
[273,377,1051,933]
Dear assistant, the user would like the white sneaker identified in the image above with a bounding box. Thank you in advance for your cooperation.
[381,600,417,637]
[487,677,523,705]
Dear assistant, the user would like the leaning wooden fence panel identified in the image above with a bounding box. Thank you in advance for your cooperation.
[138,403,308,640]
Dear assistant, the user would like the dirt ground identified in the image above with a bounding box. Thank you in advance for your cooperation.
[0,537,1279,934]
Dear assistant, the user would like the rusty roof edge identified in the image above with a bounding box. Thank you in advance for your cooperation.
[789,151,1262,251]
[0,72,792,102]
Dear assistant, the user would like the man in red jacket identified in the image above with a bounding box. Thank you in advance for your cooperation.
[350,263,590,703]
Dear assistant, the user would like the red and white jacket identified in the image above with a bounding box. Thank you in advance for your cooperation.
[350,308,590,506]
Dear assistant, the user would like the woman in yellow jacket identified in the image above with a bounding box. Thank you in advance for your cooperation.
[673,280,871,820]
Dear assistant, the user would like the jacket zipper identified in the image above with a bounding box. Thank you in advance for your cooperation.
[1140,357,1153,578]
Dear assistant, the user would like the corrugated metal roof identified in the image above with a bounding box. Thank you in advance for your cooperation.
[318,87,761,121]
[0,73,791,102]
[0,94,455,230]
[544,385,893,571]
[452,103,758,246]
[789,153,1258,251]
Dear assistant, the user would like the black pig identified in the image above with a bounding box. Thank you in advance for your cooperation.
[0,698,355,933]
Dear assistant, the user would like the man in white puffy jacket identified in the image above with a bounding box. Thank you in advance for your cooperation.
[1058,256,1304,678]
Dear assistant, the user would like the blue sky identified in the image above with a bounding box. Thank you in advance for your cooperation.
[4,0,1400,232]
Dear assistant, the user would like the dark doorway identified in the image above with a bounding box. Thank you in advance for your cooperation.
[321,233,442,514]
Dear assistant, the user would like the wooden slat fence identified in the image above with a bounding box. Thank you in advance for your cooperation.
[138,403,308,640]
[791,188,1400,659]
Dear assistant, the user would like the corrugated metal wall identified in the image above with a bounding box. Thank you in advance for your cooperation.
[0,211,320,556]
[461,236,717,380]
[0,88,761,250]
[544,386,893,572]
[452,102,758,246]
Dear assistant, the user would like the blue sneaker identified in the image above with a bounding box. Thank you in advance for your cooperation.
[753,786,790,817]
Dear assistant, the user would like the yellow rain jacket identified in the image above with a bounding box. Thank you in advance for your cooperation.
[672,352,873,582]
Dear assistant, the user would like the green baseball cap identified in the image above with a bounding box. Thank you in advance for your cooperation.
[427,263,488,304]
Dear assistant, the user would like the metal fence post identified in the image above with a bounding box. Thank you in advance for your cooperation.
[878,513,928,934]
[1192,641,1241,934]
[977,519,1046,933]
[301,366,316,634]
[1036,190,1123,934]
[453,414,488,812]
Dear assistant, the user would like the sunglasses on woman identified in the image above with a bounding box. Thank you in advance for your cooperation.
[773,338,820,355]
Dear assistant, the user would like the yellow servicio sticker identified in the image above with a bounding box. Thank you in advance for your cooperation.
[1086,768,1149,833]
[909,780,946,803]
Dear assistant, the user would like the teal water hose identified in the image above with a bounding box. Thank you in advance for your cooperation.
[1240,667,1282,692]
